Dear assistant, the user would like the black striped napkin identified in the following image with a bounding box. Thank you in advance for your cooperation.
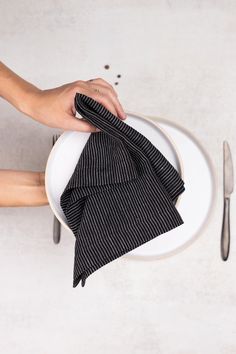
[60,93,185,288]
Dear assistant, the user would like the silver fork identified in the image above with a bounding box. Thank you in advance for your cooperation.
[52,134,61,244]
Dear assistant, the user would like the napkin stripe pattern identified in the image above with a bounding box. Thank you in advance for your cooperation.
[60,93,185,288]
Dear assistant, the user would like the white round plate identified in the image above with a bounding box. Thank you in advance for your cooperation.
[45,113,183,230]
[45,112,216,259]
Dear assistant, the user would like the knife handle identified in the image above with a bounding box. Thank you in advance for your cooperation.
[221,197,230,261]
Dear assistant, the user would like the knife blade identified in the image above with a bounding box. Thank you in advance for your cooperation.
[221,140,234,260]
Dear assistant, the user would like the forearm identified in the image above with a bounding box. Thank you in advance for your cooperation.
[0,61,126,131]
[0,170,48,207]
[0,61,41,117]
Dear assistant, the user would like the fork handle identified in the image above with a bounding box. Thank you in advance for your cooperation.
[53,216,61,244]
[221,197,230,261]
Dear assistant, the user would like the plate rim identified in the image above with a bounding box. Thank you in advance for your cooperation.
[45,112,217,261]
[122,111,218,261]
[45,112,184,232]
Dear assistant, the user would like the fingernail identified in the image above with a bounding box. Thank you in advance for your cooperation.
[95,127,101,132]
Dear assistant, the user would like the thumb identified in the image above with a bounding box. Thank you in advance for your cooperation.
[61,114,100,132]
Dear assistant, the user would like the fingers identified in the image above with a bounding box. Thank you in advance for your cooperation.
[92,92,122,118]
[83,78,127,120]
[61,78,127,133]
[87,78,118,97]
[104,89,126,120]
[93,87,126,120]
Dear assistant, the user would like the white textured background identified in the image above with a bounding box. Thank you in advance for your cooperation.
[0,1,236,353]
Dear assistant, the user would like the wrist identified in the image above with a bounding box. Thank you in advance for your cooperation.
[18,86,42,119]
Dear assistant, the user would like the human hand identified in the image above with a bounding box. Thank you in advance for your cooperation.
[26,78,127,132]
[1,62,127,131]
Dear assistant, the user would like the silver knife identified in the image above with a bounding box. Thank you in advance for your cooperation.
[221,140,234,260]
